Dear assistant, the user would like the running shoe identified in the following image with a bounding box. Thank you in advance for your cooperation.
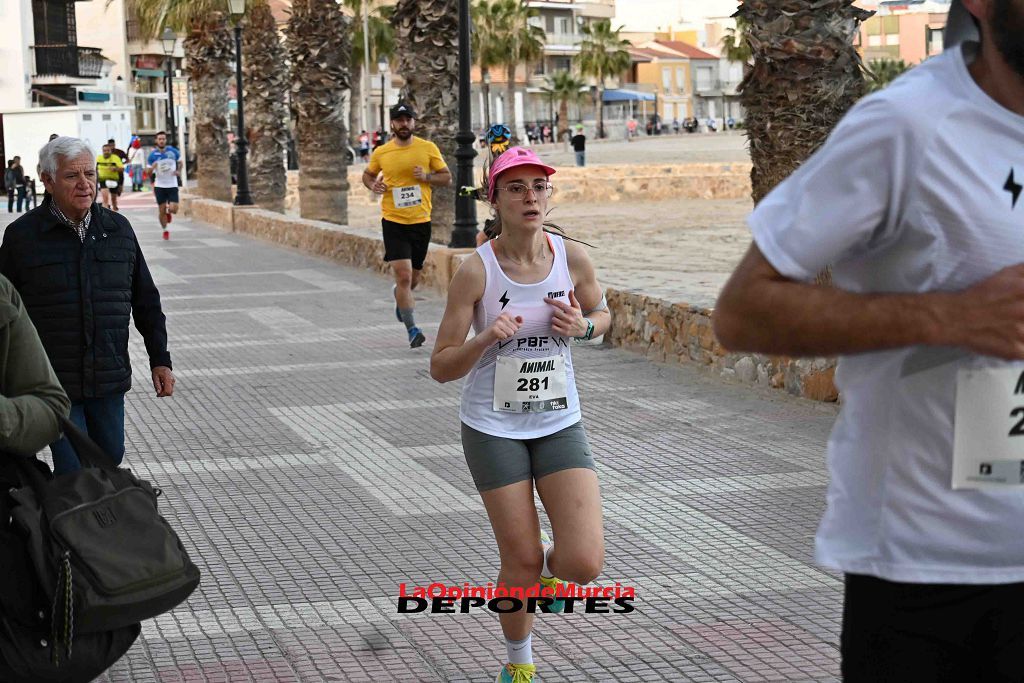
[408,326,426,348]
[495,663,538,683]
[162,229,170,241]
[392,284,401,322]
[539,531,567,614]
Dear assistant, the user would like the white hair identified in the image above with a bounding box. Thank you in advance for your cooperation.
[38,136,95,180]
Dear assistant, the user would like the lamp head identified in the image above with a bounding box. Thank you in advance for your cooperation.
[160,27,176,56]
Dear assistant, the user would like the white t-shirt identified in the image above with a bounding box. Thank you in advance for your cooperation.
[147,146,180,189]
[750,43,1024,584]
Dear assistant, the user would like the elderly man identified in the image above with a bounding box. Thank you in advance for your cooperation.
[715,2,1024,680]
[0,136,174,475]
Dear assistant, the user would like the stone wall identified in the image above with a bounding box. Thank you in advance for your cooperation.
[182,196,472,295]
[605,289,838,402]
[181,194,839,402]
[282,163,752,214]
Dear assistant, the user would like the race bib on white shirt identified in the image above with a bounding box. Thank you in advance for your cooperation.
[392,185,422,209]
[952,366,1024,489]
[156,158,176,175]
[493,354,568,413]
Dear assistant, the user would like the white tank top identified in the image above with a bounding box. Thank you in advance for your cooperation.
[459,234,582,439]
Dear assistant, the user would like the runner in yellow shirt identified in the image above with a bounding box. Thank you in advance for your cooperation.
[362,102,452,348]
[96,142,124,212]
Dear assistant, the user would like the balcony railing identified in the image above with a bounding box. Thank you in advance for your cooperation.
[31,45,104,79]
[694,79,743,95]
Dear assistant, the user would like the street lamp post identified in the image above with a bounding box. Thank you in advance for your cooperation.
[378,56,388,143]
[228,0,253,205]
[160,27,177,141]
[450,0,478,248]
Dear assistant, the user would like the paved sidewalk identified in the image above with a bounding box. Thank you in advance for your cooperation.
[2,207,841,682]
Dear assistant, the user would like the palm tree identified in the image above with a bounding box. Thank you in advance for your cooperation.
[576,19,631,139]
[286,0,351,225]
[346,0,396,146]
[472,0,507,130]
[242,0,288,213]
[128,0,234,202]
[736,1,873,203]
[392,0,459,244]
[498,0,544,144]
[541,71,588,143]
[865,58,911,93]
[721,17,752,64]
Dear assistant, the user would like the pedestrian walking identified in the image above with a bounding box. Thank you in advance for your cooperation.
[541,125,551,144]
[570,125,586,167]
[0,136,174,476]
[431,147,610,683]
[362,102,452,348]
[96,142,124,212]
[107,138,127,198]
[672,118,680,134]
[358,130,370,162]
[24,176,37,209]
[5,161,15,213]
[714,5,1024,680]
[10,157,26,213]
[147,131,181,240]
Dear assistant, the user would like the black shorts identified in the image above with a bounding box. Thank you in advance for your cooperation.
[842,573,1024,682]
[154,187,179,205]
[382,219,431,270]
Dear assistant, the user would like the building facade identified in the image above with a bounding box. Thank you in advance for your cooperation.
[857,8,948,64]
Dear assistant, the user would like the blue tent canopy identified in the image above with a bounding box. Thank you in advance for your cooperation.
[602,89,655,103]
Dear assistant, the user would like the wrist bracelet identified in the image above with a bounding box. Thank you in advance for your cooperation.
[578,318,594,341]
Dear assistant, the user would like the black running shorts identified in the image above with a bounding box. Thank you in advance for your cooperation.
[154,186,179,205]
[382,218,431,270]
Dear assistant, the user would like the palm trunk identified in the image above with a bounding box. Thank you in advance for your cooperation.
[393,0,460,244]
[596,84,604,139]
[505,62,518,144]
[349,71,363,146]
[185,15,233,202]
[288,0,351,224]
[558,100,568,142]
[739,0,872,204]
[482,68,491,129]
[242,1,288,213]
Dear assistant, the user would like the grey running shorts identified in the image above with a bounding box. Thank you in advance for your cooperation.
[461,421,596,492]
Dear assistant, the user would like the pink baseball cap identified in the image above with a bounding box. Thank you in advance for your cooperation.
[487,147,556,202]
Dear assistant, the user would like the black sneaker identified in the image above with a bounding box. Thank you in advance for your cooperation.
[408,326,426,348]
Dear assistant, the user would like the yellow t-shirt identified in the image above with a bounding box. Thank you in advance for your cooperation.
[96,153,124,182]
[367,137,448,224]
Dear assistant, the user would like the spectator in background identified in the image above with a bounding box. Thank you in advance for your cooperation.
[10,157,26,213]
[570,124,586,167]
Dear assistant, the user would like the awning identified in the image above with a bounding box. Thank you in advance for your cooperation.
[602,89,655,103]
[133,68,167,78]
[78,92,110,102]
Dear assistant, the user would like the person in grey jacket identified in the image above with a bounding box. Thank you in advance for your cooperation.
[0,275,70,455]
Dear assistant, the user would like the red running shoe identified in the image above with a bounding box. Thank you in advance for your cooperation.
[162,230,169,241]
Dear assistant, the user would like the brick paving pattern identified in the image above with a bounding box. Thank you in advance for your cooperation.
[2,206,842,682]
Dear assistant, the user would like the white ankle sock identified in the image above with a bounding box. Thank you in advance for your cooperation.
[541,543,554,579]
[506,634,533,665]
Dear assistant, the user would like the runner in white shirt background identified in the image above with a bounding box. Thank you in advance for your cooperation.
[147,130,182,241]
[714,1,1024,679]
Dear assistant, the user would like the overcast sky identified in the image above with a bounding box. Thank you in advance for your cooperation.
[613,0,740,31]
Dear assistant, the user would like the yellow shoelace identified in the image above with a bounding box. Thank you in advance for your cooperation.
[507,663,537,682]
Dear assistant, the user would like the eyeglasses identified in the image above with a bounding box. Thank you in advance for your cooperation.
[498,181,553,199]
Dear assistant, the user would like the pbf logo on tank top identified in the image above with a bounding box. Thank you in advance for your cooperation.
[497,336,569,350]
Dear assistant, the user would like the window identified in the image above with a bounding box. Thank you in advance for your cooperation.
[696,66,713,91]
[555,17,570,36]
[676,68,686,90]
[868,34,882,47]
[885,33,900,46]
[662,67,672,92]
[102,113,111,121]
[82,114,92,121]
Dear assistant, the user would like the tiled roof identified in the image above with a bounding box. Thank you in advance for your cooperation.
[652,40,719,60]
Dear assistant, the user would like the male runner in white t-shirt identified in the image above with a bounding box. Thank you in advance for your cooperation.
[715,1,1024,679]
